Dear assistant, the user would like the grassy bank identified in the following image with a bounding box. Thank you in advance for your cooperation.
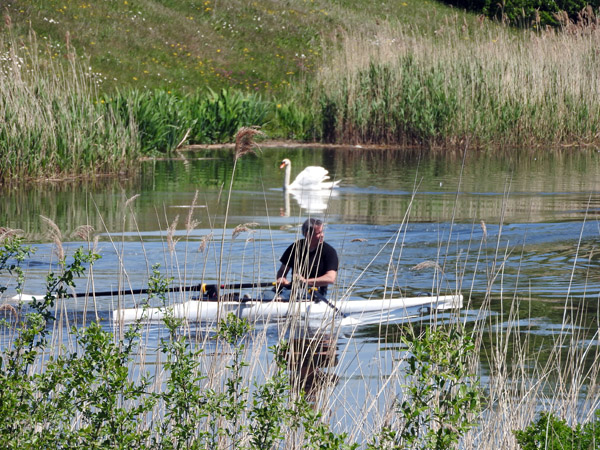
[2,2,600,182]
[1,0,463,94]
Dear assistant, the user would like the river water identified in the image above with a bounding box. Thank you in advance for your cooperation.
[1,146,599,434]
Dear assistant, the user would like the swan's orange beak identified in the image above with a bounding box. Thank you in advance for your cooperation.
[279,161,286,169]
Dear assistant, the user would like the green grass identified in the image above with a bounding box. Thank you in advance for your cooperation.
[1,0,469,94]
[0,32,139,182]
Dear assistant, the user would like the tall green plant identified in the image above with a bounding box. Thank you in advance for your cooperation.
[103,89,196,155]
[190,88,272,144]
[514,410,600,450]
[369,325,481,450]
[0,34,139,182]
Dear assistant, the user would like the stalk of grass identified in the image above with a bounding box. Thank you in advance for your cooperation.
[216,127,263,294]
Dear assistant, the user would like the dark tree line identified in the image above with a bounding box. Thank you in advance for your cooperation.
[440,0,600,27]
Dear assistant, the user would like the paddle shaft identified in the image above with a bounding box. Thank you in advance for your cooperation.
[65,282,277,298]
[310,289,348,319]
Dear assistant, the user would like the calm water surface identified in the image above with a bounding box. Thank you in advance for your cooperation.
[1,146,599,415]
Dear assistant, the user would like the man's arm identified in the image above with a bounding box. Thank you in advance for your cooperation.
[298,269,337,288]
[276,263,290,285]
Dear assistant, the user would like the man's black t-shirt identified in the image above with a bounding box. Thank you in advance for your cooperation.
[279,239,338,295]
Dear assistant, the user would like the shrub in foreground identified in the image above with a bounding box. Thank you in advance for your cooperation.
[514,410,600,450]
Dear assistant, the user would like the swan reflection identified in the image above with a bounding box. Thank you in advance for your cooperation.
[281,189,338,216]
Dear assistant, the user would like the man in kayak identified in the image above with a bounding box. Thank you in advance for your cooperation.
[276,218,339,296]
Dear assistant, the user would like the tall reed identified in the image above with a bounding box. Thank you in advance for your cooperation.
[0,32,139,182]
[103,88,273,155]
[299,17,600,148]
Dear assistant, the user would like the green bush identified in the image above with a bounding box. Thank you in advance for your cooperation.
[0,239,358,449]
[368,326,481,450]
[514,410,600,450]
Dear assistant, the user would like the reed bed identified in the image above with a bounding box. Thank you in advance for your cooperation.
[299,16,600,148]
[0,32,274,183]
[104,88,272,154]
[0,33,139,182]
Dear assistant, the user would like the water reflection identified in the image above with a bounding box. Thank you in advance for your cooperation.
[2,147,599,238]
[280,189,339,216]
[286,332,340,402]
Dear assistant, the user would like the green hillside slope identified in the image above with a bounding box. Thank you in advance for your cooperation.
[2,0,464,94]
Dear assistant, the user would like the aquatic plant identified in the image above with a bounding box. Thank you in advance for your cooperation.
[296,19,600,148]
[0,33,139,182]
[513,410,600,450]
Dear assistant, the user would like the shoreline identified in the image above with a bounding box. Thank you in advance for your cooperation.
[182,140,401,151]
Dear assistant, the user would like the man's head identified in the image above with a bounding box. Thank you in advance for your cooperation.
[302,218,324,248]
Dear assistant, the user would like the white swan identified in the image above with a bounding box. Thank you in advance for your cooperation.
[279,158,341,191]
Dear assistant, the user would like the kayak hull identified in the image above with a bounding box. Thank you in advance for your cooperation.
[112,294,463,324]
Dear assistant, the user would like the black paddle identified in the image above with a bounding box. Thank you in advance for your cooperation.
[309,288,350,319]
[43,282,279,299]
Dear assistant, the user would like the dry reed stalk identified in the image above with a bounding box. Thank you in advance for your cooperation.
[234,126,263,161]
[480,220,487,241]
[40,214,64,261]
[410,260,442,272]
[231,222,258,240]
[167,215,179,253]
[185,190,200,232]
[124,194,140,208]
[217,127,263,296]
[198,232,213,253]
[0,227,23,242]
[71,225,95,241]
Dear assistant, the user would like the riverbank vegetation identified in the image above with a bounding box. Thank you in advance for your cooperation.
[2,1,600,182]
[1,212,598,448]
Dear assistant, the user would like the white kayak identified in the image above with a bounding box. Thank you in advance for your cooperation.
[112,294,463,324]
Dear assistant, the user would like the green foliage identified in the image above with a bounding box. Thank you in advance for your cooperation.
[272,101,317,141]
[0,243,108,449]
[0,235,34,295]
[0,35,139,182]
[441,0,599,27]
[33,322,155,449]
[103,89,197,155]
[368,325,481,450]
[247,341,292,449]
[190,88,272,144]
[0,242,357,448]
[514,410,600,450]
[103,88,272,154]
[310,60,458,145]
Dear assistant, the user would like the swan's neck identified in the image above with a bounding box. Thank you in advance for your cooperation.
[283,164,291,190]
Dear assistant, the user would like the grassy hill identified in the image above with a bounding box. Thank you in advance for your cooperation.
[2,0,469,94]
[2,0,600,182]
